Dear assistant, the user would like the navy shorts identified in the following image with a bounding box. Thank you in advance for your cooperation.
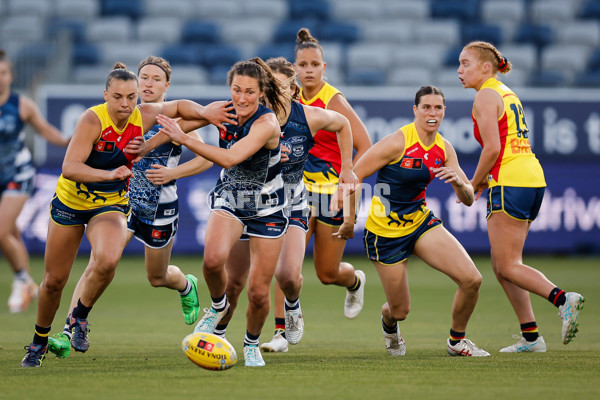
[210,190,288,239]
[50,195,130,226]
[127,212,178,249]
[363,211,442,265]
[0,175,35,197]
[307,190,351,227]
[288,207,309,232]
[487,186,545,221]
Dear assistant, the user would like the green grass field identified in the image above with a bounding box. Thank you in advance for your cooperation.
[1,255,599,400]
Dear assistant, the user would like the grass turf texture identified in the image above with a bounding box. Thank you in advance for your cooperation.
[1,255,599,400]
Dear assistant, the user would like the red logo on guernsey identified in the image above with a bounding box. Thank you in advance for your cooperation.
[400,158,422,169]
[95,141,115,152]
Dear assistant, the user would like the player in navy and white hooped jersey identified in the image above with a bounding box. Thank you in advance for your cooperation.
[0,49,70,314]
[157,58,294,367]
[215,57,357,351]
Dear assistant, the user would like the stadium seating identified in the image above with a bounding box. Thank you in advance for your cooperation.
[1,0,600,89]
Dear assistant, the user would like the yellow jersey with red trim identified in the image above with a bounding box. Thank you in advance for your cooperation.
[55,103,143,210]
[473,77,546,188]
[300,82,343,194]
[365,123,446,238]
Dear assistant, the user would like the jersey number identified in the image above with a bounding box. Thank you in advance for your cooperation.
[509,103,529,138]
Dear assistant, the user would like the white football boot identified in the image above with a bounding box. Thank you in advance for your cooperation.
[8,279,38,313]
[260,330,288,353]
[499,335,546,353]
[244,344,266,367]
[558,292,585,344]
[344,270,365,319]
[446,338,490,357]
[383,328,406,356]
[284,305,304,345]
[193,306,229,334]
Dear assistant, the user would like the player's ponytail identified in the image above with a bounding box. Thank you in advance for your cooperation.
[295,27,323,60]
[463,41,512,74]
[106,61,138,89]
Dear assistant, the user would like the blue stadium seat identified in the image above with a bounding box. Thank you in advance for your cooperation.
[345,67,387,86]
[71,43,101,66]
[579,0,600,19]
[430,0,480,21]
[573,71,600,87]
[181,20,220,44]
[588,48,600,71]
[513,24,554,47]
[256,44,295,63]
[443,46,463,67]
[100,0,144,20]
[47,18,87,44]
[462,24,503,47]
[318,22,360,44]
[208,65,233,85]
[528,70,568,87]
[272,20,318,44]
[14,43,56,87]
[161,44,202,65]
[200,44,243,69]
[289,0,331,22]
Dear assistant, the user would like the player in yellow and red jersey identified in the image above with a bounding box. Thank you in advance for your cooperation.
[261,28,372,352]
[458,41,584,353]
[339,86,489,357]
[21,62,236,367]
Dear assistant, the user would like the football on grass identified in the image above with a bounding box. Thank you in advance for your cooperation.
[182,332,237,370]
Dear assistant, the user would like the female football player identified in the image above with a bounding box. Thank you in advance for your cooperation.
[341,86,489,357]
[21,62,234,367]
[0,49,69,313]
[458,41,584,352]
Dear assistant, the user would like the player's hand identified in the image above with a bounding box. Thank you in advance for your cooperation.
[329,188,344,214]
[124,136,147,162]
[339,168,358,194]
[280,144,290,162]
[146,164,174,185]
[157,114,186,143]
[204,100,237,130]
[332,221,354,240]
[109,165,132,181]
[433,166,464,186]
[471,178,488,201]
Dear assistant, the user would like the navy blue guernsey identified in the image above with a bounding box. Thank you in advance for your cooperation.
[280,101,314,213]
[0,94,33,185]
[214,104,285,217]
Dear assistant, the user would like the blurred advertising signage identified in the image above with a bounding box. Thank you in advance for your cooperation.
[37,85,600,165]
[19,161,600,255]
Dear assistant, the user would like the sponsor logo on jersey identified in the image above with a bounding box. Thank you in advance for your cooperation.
[95,141,115,152]
[400,158,422,169]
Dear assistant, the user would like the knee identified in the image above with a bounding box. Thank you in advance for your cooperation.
[277,271,301,292]
[203,251,227,274]
[247,286,270,310]
[384,303,409,321]
[146,274,166,288]
[315,269,337,285]
[462,270,482,292]
[42,273,68,294]
[92,253,119,277]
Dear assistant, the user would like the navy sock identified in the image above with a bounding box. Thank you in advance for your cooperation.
[449,329,465,346]
[72,299,92,320]
[548,287,566,307]
[33,325,51,346]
